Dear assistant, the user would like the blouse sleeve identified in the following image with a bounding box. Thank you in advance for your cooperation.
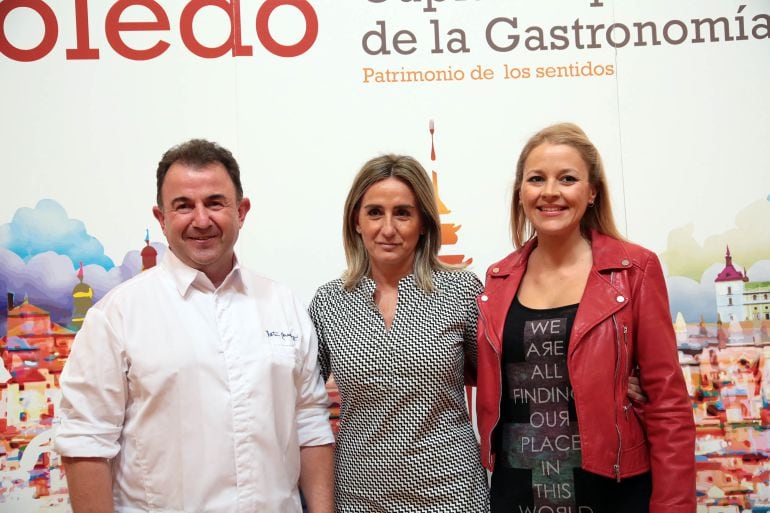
[462,272,484,386]
[308,288,332,383]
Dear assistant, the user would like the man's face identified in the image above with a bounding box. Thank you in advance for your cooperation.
[153,161,250,286]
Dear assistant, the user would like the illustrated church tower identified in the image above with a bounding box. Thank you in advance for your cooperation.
[141,229,158,271]
[71,261,93,331]
[714,246,748,322]
[428,120,472,266]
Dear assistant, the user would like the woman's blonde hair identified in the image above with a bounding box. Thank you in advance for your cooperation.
[511,122,624,248]
[342,154,454,292]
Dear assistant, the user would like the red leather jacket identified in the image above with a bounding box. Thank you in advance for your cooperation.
[476,231,695,513]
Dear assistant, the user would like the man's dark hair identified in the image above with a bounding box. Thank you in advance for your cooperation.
[156,139,243,207]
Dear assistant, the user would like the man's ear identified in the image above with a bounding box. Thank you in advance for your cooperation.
[237,197,251,227]
[152,205,166,234]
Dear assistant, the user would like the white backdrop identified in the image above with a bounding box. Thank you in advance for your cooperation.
[3,0,768,301]
[2,1,770,510]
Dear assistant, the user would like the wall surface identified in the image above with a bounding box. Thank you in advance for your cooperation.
[1,1,769,511]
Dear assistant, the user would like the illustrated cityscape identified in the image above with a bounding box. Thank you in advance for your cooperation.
[4,233,769,512]
[0,235,159,510]
[682,247,770,513]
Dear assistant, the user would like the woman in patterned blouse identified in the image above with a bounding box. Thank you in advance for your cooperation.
[308,154,489,513]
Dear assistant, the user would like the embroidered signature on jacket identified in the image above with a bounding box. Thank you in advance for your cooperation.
[265,330,298,342]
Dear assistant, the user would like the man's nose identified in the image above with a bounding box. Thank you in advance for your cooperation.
[191,205,212,228]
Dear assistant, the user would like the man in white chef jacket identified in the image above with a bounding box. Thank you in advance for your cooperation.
[55,139,334,513]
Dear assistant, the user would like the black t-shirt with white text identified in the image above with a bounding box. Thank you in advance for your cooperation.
[490,295,651,513]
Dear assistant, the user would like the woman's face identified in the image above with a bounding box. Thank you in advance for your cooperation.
[355,177,423,277]
[519,143,596,240]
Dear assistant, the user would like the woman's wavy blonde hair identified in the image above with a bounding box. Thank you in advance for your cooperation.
[511,122,624,248]
[342,154,454,292]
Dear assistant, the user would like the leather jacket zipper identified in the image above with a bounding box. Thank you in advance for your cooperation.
[611,271,623,482]
[612,311,622,482]
[622,326,630,420]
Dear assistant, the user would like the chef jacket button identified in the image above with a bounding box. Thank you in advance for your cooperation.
[616,295,625,303]
[481,295,489,302]
[621,259,630,267]
[492,267,500,274]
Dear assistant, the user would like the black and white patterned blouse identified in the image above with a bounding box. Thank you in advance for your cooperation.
[309,270,489,513]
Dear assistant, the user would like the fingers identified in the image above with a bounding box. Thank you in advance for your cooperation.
[627,375,648,403]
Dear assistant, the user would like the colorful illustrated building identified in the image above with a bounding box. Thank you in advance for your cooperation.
[70,262,93,331]
[0,231,162,508]
[141,229,158,271]
[715,246,750,322]
[714,246,770,323]
[744,282,770,322]
[429,120,472,266]
[1,293,74,502]
[677,246,770,512]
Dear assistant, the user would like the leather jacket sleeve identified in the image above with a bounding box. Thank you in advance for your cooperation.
[633,252,696,513]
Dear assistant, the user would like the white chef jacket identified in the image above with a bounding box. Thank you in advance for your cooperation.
[55,250,333,513]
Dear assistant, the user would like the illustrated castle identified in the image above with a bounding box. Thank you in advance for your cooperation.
[714,246,770,322]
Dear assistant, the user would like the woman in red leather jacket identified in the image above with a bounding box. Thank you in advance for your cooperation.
[476,123,695,513]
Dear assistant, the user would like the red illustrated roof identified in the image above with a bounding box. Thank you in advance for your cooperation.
[141,245,158,256]
[13,368,47,384]
[9,302,49,317]
[715,246,748,283]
